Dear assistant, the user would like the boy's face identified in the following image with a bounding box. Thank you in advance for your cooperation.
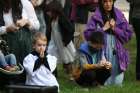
[33,39,47,54]
[90,43,104,50]
[102,0,113,12]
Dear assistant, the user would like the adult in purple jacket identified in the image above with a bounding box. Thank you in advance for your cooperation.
[84,0,133,85]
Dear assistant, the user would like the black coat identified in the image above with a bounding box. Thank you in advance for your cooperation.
[58,15,74,46]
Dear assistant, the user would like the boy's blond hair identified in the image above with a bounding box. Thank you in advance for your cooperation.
[32,32,47,45]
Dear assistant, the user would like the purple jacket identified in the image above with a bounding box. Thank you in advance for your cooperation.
[84,7,133,71]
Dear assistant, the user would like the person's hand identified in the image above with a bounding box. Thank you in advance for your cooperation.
[31,0,43,7]
[16,18,31,28]
[96,63,104,68]
[99,59,106,67]
[103,21,110,31]
[39,48,44,58]
[6,24,19,32]
[109,19,116,30]
[31,0,36,7]
[105,61,112,69]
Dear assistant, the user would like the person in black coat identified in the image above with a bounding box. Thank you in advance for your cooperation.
[44,0,76,80]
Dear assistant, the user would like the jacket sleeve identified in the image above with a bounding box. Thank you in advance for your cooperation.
[84,16,96,41]
[59,15,74,46]
[79,51,98,70]
[84,15,104,41]
[113,16,133,44]
[21,0,40,30]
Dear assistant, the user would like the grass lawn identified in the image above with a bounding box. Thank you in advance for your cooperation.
[58,35,140,93]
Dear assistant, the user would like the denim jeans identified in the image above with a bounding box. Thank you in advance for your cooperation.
[0,51,17,68]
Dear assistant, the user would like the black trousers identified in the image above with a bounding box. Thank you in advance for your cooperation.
[132,18,140,80]
[75,68,111,87]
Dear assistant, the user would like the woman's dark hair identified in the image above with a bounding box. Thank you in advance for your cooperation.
[0,0,22,23]
[98,0,116,23]
[89,31,105,45]
[44,0,64,20]
[44,0,66,41]
[99,0,116,8]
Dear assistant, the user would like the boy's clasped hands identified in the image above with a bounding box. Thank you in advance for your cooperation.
[97,59,112,70]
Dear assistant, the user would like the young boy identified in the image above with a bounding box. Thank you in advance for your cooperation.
[23,32,59,90]
[73,31,112,86]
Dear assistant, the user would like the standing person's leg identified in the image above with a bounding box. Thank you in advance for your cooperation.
[74,23,85,49]
[62,41,76,80]
[132,18,140,80]
[63,63,73,79]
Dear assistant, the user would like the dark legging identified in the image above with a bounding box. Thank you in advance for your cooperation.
[75,68,111,86]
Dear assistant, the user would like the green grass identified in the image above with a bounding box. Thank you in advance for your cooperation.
[58,35,140,93]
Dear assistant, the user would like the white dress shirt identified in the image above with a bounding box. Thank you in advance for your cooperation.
[23,53,59,88]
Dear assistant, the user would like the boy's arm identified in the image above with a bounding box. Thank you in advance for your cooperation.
[72,52,98,79]
[80,53,99,70]
[83,64,99,70]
